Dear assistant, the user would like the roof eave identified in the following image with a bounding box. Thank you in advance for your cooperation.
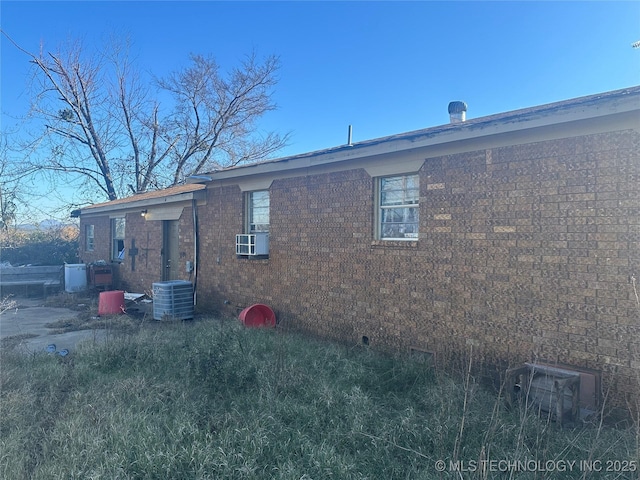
[207,86,640,181]
[78,189,206,217]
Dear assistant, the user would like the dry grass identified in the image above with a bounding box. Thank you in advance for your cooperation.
[1,315,638,479]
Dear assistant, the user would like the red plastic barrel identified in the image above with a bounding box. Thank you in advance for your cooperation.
[98,290,126,315]
[238,304,276,328]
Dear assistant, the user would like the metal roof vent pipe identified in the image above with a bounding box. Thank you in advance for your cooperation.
[448,101,467,123]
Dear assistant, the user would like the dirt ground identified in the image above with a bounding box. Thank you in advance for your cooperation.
[0,296,104,355]
[0,291,153,355]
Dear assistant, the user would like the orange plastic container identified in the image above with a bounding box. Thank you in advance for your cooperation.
[98,290,125,315]
[238,304,276,328]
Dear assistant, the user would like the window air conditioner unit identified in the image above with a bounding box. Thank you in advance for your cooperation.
[236,232,269,256]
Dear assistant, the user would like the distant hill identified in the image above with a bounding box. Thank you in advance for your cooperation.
[15,219,75,231]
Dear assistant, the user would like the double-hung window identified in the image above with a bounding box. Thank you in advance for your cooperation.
[237,191,270,257]
[378,174,419,240]
[247,190,269,233]
[85,224,95,252]
[111,217,126,261]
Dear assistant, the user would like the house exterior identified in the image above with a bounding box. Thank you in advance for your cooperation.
[76,87,640,411]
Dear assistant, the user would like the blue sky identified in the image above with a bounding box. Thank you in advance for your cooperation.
[1,1,639,218]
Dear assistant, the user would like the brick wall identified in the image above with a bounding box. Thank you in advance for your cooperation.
[79,209,195,293]
[79,129,639,409]
[118,213,162,292]
[194,130,639,409]
[79,215,111,265]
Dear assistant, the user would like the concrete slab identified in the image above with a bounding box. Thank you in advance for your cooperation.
[0,298,108,355]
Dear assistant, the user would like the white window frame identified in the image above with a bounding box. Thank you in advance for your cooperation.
[376,174,419,241]
[111,217,126,262]
[246,190,270,233]
[85,224,95,252]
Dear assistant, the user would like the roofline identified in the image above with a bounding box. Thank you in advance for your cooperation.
[206,86,640,181]
[77,186,206,216]
[73,86,640,216]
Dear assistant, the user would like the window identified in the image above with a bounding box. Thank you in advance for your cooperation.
[247,190,269,233]
[111,218,125,261]
[378,174,419,240]
[85,224,95,252]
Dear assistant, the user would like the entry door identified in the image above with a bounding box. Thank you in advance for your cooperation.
[162,220,180,281]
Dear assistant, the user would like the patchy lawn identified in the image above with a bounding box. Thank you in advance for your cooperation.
[1,317,638,479]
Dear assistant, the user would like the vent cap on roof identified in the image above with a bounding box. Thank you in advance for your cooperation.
[448,101,467,123]
[187,175,212,184]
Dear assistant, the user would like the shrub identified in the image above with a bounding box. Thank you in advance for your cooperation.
[0,226,79,265]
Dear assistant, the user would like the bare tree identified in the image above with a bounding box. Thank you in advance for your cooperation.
[2,31,289,201]
[0,133,33,231]
[158,53,287,185]
[0,171,18,232]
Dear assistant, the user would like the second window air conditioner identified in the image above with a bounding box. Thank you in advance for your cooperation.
[236,232,269,256]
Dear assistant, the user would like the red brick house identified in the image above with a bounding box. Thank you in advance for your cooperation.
[76,87,640,411]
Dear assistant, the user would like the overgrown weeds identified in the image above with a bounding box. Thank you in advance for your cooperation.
[0,318,637,479]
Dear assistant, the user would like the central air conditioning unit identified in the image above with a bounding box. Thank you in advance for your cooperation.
[236,232,269,256]
[152,280,194,320]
